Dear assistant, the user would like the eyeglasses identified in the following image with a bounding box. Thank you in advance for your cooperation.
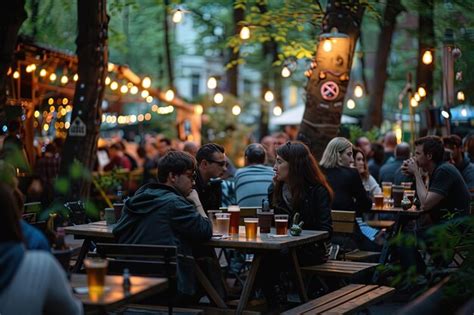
[206,159,227,167]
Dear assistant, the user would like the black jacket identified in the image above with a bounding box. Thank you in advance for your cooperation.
[268,182,332,265]
[194,171,222,211]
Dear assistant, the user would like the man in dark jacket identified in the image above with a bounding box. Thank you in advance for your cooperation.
[113,151,212,298]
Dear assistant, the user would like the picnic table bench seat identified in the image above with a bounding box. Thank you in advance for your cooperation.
[301,260,379,278]
[344,249,380,262]
[281,284,395,315]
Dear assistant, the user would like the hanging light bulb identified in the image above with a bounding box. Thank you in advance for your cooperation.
[410,98,418,107]
[49,73,57,82]
[232,105,241,116]
[13,71,20,79]
[418,86,427,97]
[322,39,332,52]
[73,74,79,81]
[39,69,47,77]
[281,66,291,78]
[414,93,421,102]
[264,90,274,102]
[461,108,468,117]
[214,92,224,104]
[195,104,203,115]
[110,81,118,90]
[354,84,364,98]
[441,108,450,119]
[105,76,111,85]
[172,9,183,23]
[141,90,149,98]
[130,86,138,94]
[107,63,114,72]
[422,50,433,65]
[207,77,217,89]
[273,106,282,116]
[240,26,250,40]
[142,77,151,89]
[457,90,465,102]
[60,75,68,84]
[120,85,128,94]
[165,89,175,102]
[346,99,356,109]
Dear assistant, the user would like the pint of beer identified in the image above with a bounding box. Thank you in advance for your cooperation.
[84,258,108,300]
[227,205,240,235]
[374,193,384,209]
[382,182,392,199]
[215,213,230,236]
[274,214,288,235]
[244,218,258,240]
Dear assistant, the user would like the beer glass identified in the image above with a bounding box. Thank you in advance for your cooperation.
[244,218,259,240]
[207,210,222,234]
[404,190,415,206]
[381,182,392,199]
[374,193,384,209]
[215,213,230,236]
[104,208,115,225]
[274,214,289,235]
[392,185,404,207]
[227,205,240,235]
[112,203,124,221]
[257,209,274,233]
[84,258,108,300]
[400,182,412,192]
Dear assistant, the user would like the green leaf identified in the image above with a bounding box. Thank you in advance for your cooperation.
[54,177,70,194]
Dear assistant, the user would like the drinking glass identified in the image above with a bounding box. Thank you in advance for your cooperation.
[274,214,289,235]
[215,213,230,236]
[392,185,404,207]
[400,182,412,191]
[207,210,222,234]
[374,193,384,209]
[257,209,274,233]
[84,258,108,300]
[404,190,415,206]
[244,218,259,240]
[227,205,241,235]
[381,182,392,199]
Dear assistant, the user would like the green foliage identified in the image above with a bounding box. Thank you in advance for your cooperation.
[348,125,380,143]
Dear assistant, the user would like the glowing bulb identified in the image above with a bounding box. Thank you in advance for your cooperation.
[457,91,465,102]
[13,71,20,79]
[273,106,282,116]
[354,85,364,98]
[48,98,54,105]
[441,110,450,119]
[142,77,151,89]
[172,9,183,23]
[461,108,467,117]
[346,99,356,109]
[146,96,153,103]
[141,90,149,98]
[130,86,138,94]
[110,81,118,90]
[240,26,250,40]
[39,69,47,77]
[49,73,57,81]
[414,93,421,102]
[34,111,40,118]
[165,89,175,102]
[65,121,70,129]
[107,63,114,72]
[281,66,291,78]
[264,90,274,102]
[60,75,68,84]
[422,50,433,65]
[73,74,79,81]
[207,77,217,89]
[418,87,426,97]
[410,98,418,107]
[120,85,128,94]
[145,113,152,120]
[62,98,68,105]
[232,105,241,116]
[195,104,203,115]
[213,92,224,104]
[105,76,111,85]
[322,39,332,52]
[43,124,49,131]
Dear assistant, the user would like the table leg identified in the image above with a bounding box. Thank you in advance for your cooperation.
[290,249,308,302]
[72,238,91,273]
[194,263,228,309]
[236,254,262,315]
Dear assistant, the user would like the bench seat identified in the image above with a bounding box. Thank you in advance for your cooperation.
[344,249,380,262]
[301,260,379,277]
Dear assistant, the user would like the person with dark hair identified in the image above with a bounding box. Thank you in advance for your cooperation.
[104,142,132,171]
[379,142,412,184]
[403,136,470,223]
[35,143,61,204]
[262,141,332,305]
[183,141,199,157]
[368,142,384,181]
[353,147,381,197]
[117,141,138,170]
[157,137,172,157]
[355,136,372,157]
[234,143,274,207]
[464,132,474,163]
[443,134,474,192]
[195,143,227,211]
[113,151,214,300]
[0,183,82,314]
[383,131,397,164]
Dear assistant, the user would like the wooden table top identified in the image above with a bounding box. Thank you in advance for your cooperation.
[71,274,167,308]
[64,221,114,238]
[204,226,328,250]
[367,207,428,216]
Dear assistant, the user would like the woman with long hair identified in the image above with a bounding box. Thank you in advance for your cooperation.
[0,183,82,314]
[353,147,381,197]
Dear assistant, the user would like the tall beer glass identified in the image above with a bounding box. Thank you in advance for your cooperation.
[274,214,289,235]
[84,258,108,300]
[244,218,258,240]
[228,205,240,235]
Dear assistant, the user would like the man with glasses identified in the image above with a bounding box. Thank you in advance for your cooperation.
[113,151,212,301]
[195,143,227,211]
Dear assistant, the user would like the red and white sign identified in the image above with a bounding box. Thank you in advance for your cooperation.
[320,81,339,101]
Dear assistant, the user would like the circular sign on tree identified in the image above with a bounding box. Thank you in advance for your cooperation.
[320,81,340,101]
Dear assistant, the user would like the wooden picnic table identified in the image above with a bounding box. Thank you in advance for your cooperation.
[71,273,167,314]
[203,227,329,315]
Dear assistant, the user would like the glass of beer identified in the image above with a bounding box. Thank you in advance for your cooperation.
[404,190,415,206]
[207,210,222,234]
[381,182,392,199]
[244,218,259,240]
[401,182,412,192]
[374,193,384,209]
[215,213,231,236]
[392,185,404,207]
[227,205,240,235]
[274,214,289,235]
[84,258,108,300]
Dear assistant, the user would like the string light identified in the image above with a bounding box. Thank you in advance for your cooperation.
[130,86,138,94]
[346,99,356,109]
[273,106,282,116]
[232,105,241,116]
[34,110,40,118]
[120,85,128,94]
[240,26,250,40]
[49,73,57,82]
[281,66,291,78]
[110,81,118,90]
[264,90,274,102]
[457,91,465,102]
[422,50,433,65]
[418,87,426,97]
[322,39,332,52]
[146,96,153,103]
[214,92,224,104]
[39,69,47,77]
[410,98,418,107]
[107,63,114,72]
[172,9,183,23]
[165,89,175,102]
[142,77,151,89]
[195,104,203,115]
[73,74,78,81]
[105,76,111,85]
[60,75,68,84]
[13,71,20,79]
[207,77,217,89]
[48,98,54,105]
[414,93,421,102]
[141,90,149,98]
[354,84,364,98]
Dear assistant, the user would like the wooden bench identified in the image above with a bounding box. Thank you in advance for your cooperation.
[366,220,396,229]
[281,284,395,315]
[332,210,381,262]
[301,260,379,278]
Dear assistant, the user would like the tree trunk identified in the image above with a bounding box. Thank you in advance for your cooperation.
[363,0,404,130]
[163,0,174,88]
[0,1,27,119]
[298,0,364,159]
[59,0,108,200]
[225,6,244,96]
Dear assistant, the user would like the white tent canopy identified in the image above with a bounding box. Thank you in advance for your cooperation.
[270,105,359,126]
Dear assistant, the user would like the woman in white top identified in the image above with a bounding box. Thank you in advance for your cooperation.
[353,147,381,197]
[0,183,82,315]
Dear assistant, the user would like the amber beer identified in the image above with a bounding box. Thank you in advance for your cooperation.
[244,218,258,240]
[274,215,288,235]
[228,205,240,235]
[382,182,392,199]
[374,193,384,209]
[84,258,108,300]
